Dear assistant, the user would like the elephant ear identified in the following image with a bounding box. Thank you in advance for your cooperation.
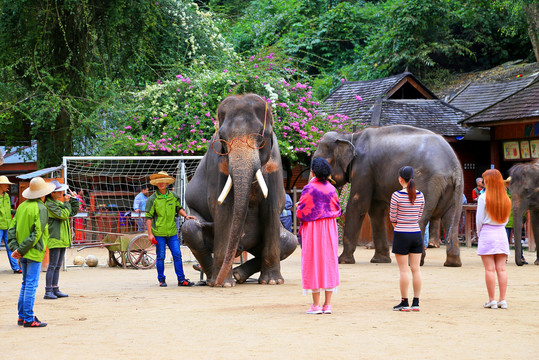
[335,138,356,178]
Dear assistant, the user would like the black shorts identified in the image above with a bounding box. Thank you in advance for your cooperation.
[392,231,423,255]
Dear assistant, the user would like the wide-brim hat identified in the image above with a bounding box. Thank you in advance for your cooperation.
[22,177,56,199]
[0,175,14,185]
[149,171,175,185]
[50,179,69,192]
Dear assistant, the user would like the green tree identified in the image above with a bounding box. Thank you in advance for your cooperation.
[0,0,234,167]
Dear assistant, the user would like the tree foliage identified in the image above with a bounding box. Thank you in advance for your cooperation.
[225,0,534,96]
[0,0,234,167]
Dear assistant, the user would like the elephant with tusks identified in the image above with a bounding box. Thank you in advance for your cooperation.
[182,94,297,287]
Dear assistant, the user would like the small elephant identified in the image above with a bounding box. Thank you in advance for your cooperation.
[508,160,539,265]
[313,125,463,267]
[182,94,297,286]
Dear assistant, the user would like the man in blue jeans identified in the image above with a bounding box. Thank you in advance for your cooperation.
[9,177,55,327]
[0,176,21,273]
[146,171,195,287]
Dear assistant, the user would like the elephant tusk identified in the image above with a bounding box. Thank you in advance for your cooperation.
[217,175,233,205]
[255,169,268,199]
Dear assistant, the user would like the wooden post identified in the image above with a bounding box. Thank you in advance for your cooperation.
[527,212,536,252]
[463,204,476,247]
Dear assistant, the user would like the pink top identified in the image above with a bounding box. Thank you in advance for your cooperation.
[389,190,425,232]
[297,178,341,222]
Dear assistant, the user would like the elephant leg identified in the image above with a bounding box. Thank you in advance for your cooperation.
[441,207,462,267]
[233,229,296,283]
[280,228,298,260]
[258,218,286,285]
[369,200,391,263]
[339,187,370,264]
[530,211,539,265]
[233,257,262,283]
[428,219,441,248]
[181,219,215,279]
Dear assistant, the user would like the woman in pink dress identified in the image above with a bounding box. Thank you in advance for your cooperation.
[297,158,341,315]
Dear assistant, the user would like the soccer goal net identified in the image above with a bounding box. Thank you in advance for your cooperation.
[63,156,203,244]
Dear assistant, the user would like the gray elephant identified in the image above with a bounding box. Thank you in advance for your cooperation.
[313,125,463,267]
[182,94,297,286]
[508,160,539,265]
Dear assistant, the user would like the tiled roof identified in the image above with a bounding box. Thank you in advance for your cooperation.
[321,72,436,122]
[365,100,469,136]
[463,78,539,125]
[448,75,537,115]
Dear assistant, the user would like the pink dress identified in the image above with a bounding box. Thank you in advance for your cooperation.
[297,178,341,293]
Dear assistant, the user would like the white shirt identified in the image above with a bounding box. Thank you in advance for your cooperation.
[476,193,508,233]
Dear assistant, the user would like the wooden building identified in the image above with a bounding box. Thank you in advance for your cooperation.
[322,71,490,200]
[458,75,539,173]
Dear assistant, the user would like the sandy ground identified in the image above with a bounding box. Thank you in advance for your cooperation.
[0,244,538,359]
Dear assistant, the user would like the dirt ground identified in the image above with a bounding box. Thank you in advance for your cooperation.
[0,244,537,359]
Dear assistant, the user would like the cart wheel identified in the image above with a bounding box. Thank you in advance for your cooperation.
[127,234,156,269]
[110,251,125,267]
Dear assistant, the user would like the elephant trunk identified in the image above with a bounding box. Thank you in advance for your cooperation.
[215,146,261,286]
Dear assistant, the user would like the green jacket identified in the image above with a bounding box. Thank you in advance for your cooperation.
[506,190,513,229]
[8,199,49,262]
[145,190,182,237]
[0,192,16,229]
[45,196,79,248]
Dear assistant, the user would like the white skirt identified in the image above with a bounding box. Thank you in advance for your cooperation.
[477,224,510,256]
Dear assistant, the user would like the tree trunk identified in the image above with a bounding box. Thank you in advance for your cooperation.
[37,108,73,168]
[524,3,539,62]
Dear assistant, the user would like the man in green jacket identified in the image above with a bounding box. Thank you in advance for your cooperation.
[43,180,80,299]
[146,171,195,287]
[0,175,21,273]
[9,177,55,328]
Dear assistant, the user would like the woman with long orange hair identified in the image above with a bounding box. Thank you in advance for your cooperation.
[476,169,511,309]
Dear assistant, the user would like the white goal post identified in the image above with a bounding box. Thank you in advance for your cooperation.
[63,156,203,244]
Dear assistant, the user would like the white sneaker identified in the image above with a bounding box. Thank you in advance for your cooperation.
[497,300,508,309]
[483,300,498,309]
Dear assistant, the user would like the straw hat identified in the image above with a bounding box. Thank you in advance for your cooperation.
[0,175,14,185]
[149,171,175,185]
[22,177,56,199]
[50,179,69,192]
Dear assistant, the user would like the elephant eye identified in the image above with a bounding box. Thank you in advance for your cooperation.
[211,139,231,156]
[246,133,266,150]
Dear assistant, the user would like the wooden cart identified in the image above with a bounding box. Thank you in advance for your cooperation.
[77,230,156,269]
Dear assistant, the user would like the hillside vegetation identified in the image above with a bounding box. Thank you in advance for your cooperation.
[0,0,537,166]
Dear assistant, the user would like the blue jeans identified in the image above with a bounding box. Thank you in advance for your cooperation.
[423,222,430,248]
[136,218,146,232]
[18,258,42,322]
[46,247,65,289]
[155,235,186,283]
[0,229,21,271]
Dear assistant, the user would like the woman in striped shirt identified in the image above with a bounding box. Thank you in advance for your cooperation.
[389,166,425,311]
